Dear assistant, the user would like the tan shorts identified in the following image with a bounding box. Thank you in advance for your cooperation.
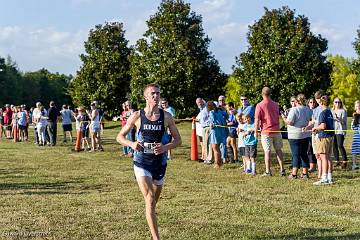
[312,134,318,154]
[261,133,283,152]
[316,137,333,155]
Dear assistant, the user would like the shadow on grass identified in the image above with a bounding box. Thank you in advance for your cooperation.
[0,178,105,195]
[260,228,360,240]
[104,124,120,130]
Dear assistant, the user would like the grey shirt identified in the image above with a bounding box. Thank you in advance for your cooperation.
[332,109,347,135]
[287,106,312,139]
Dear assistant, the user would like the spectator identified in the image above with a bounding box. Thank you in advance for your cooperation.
[309,90,326,179]
[120,102,129,156]
[4,104,12,139]
[254,87,286,176]
[0,107,3,138]
[243,114,257,175]
[17,105,28,142]
[332,97,348,169]
[37,106,49,146]
[283,94,312,179]
[226,102,238,163]
[217,95,228,163]
[307,98,318,172]
[208,101,226,169]
[312,95,335,185]
[77,107,90,151]
[87,101,103,152]
[236,113,246,171]
[195,98,206,161]
[47,101,61,146]
[237,95,255,123]
[161,98,175,117]
[60,104,74,143]
[32,102,42,145]
[351,100,360,170]
[124,101,135,157]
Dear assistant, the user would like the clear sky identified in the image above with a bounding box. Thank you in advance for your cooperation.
[1,0,359,75]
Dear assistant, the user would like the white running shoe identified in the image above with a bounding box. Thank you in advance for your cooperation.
[313,179,330,185]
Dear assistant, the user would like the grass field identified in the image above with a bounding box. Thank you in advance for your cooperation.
[0,121,360,240]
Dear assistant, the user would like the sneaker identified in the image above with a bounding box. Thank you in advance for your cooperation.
[246,169,252,174]
[288,174,298,180]
[328,179,334,184]
[261,172,272,177]
[313,179,330,185]
[352,164,359,170]
[301,173,309,179]
[204,160,213,165]
[280,170,286,177]
[308,168,317,173]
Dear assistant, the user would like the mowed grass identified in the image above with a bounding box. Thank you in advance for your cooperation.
[0,121,360,240]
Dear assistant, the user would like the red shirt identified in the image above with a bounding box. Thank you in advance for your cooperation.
[4,107,12,125]
[255,98,280,135]
[121,111,127,127]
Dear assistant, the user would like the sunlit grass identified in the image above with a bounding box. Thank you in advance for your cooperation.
[0,121,359,239]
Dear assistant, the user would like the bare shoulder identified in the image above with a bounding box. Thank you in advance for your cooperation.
[164,110,175,126]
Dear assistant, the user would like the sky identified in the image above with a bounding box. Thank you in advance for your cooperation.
[1,0,360,75]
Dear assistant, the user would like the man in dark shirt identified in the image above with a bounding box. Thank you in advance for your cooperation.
[47,101,60,146]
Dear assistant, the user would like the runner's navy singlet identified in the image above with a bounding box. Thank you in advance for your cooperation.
[133,109,168,180]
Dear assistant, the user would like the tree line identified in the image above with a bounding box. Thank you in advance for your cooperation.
[2,0,360,117]
[0,56,72,108]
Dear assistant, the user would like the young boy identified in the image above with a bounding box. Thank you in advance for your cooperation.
[236,113,246,171]
[243,114,257,175]
[312,95,334,185]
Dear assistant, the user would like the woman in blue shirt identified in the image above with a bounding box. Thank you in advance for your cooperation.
[208,101,226,169]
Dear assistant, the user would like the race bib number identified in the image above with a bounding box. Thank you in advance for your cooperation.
[143,142,156,154]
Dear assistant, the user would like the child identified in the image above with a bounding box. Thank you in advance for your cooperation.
[226,102,238,163]
[17,106,27,142]
[77,107,90,151]
[312,95,334,185]
[351,100,360,170]
[243,114,257,175]
[236,113,246,171]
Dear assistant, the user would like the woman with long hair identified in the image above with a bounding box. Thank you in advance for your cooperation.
[332,97,347,169]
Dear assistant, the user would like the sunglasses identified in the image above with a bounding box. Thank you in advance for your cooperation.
[240,98,247,101]
[334,101,341,103]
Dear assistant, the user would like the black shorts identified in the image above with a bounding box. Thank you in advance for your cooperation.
[81,129,89,138]
[229,131,238,138]
[5,125,12,131]
[18,125,27,130]
[63,124,72,132]
[245,145,257,158]
[238,147,245,157]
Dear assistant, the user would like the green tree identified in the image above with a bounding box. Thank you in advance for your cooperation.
[69,22,131,117]
[130,0,226,117]
[233,6,331,107]
[352,28,360,97]
[328,55,359,114]
[0,55,23,105]
[224,75,242,108]
[23,69,72,107]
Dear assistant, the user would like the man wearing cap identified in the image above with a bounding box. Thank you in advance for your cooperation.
[116,83,181,240]
[48,101,61,146]
[238,95,255,123]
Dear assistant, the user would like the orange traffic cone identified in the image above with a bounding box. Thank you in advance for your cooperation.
[75,130,81,152]
[191,118,198,161]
